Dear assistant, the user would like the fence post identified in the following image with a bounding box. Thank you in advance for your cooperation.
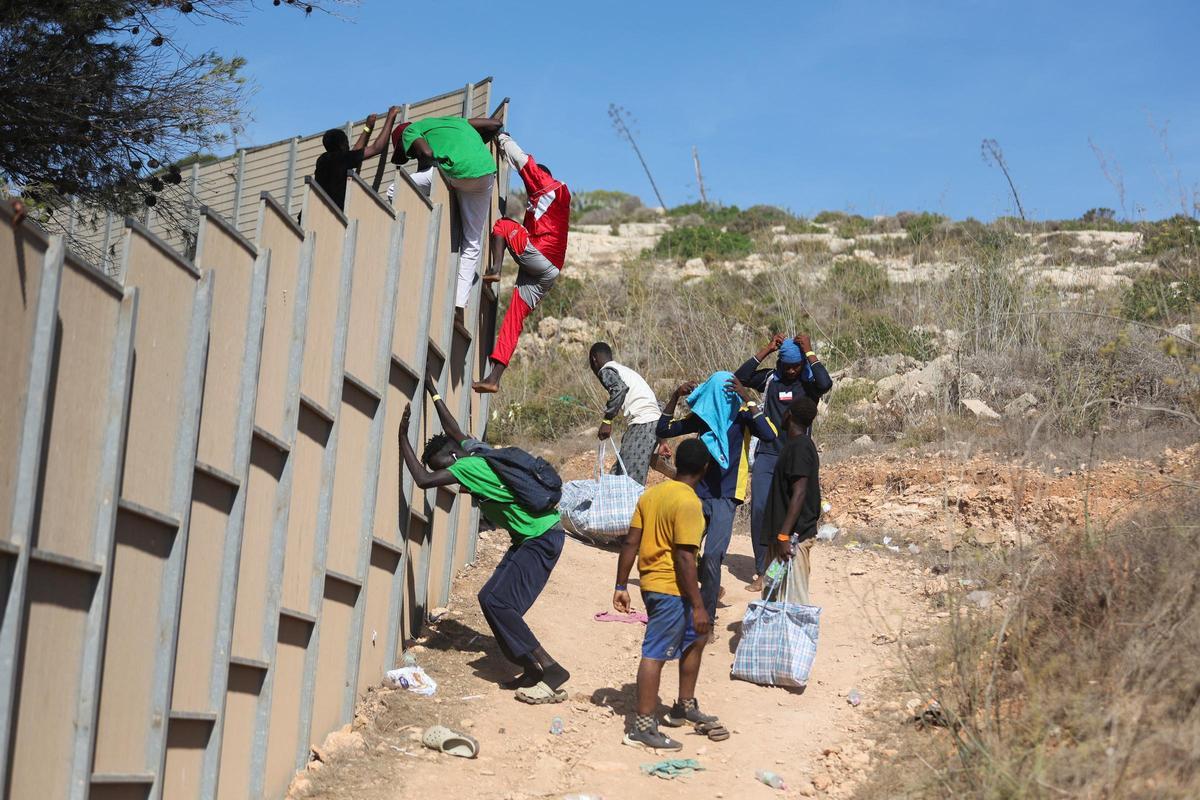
[232,149,246,228]
[0,234,65,794]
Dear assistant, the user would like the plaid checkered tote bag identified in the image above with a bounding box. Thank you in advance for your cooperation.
[731,560,821,688]
[558,441,644,545]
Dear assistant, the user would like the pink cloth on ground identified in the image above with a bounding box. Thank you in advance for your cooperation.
[593,610,649,625]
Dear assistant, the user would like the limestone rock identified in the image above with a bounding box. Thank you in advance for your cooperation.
[1004,392,1039,417]
[853,434,873,447]
[966,589,996,609]
[961,397,1000,420]
[312,726,365,763]
[828,237,855,254]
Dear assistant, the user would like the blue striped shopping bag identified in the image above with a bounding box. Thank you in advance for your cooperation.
[731,562,821,688]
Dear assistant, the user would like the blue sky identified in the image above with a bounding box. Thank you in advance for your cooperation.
[174,0,1198,221]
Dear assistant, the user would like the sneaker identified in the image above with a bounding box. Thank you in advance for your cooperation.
[622,727,683,750]
[662,700,719,728]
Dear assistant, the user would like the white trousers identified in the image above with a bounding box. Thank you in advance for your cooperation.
[448,173,495,308]
[407,168,495,308]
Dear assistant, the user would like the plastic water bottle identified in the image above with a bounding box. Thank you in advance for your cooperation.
[848,689,862,707]
[756,769,786,789]
[550,716,564,735]
[403,650,418,667]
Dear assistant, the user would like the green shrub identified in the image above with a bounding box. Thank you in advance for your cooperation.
[652,225,753,262]
[727,204,794,233]
[827,313,935,366]
[541,275,587,318]
[825,379,877,410]
[812,210,872,239]
[899,211,945,246]
[1120,269,1199,322]
[825,257,889,305]
[835,215,871,240]
[667,202,741,227]
[488,395,591,444]
[1142,215,1200,257]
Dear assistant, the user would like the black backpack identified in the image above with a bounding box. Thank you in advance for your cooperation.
[481,447,562,513]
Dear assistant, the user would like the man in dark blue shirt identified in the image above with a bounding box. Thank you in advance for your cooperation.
[733,333,832,590]
[656,374,776,621]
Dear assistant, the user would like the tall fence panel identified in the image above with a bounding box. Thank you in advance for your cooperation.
[1,77,501,799]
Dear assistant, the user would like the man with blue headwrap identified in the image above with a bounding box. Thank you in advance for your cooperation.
[656,373,777,626]
[734,333,833,590]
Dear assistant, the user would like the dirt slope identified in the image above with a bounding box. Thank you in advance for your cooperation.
[293,521,925,799]
[289,444,1199,799]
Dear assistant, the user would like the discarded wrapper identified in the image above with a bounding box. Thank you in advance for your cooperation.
[385,666,438,696]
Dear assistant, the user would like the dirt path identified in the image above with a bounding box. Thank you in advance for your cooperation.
[295,517,926,800]
[290,445,1199,799]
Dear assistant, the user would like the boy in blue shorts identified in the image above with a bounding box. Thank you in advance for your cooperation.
[612,439,730,749]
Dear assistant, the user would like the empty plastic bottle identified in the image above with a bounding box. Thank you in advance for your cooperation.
[756,769,786,789]
[403,650,418,667]
[848,689,862,707]
[550,716,564,735]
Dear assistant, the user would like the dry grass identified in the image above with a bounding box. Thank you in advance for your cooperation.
[489,220,1199,448]
[859,487,1200,800]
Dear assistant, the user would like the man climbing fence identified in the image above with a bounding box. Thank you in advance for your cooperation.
[473,132,571,394]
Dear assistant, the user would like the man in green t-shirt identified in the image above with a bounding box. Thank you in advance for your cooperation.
[391,107,504,316]
[398,381,570,704]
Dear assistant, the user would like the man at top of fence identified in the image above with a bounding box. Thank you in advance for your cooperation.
[398,376,571,705]
[473,132,571,395]
[313,106,399,211]
[391,108,504,318]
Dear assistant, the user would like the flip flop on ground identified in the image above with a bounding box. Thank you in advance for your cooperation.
[514,680,568,704]
[421,725,480,758]
[692,720,731,741]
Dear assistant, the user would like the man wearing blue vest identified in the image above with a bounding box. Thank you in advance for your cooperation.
[734,333,832,591]
[656,373,776,625]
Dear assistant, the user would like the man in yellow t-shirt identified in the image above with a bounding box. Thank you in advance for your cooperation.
[612,439,729,750]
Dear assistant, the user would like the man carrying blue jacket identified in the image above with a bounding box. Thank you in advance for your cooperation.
[733,333,832,590]
[655,373,776,623]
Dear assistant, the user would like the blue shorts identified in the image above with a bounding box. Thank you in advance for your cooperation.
[641,591,699,661]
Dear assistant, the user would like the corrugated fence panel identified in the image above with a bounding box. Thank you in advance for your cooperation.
[3,78,500,799]
[237,143,292,237]
[6,246,132,800]
[93,223,209,790]
[251,196,305,443]
[0,220,48,534]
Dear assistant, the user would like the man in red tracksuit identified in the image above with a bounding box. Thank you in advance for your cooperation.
[472,132,570,394]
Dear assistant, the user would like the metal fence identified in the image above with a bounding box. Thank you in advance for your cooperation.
[0,78,504,799]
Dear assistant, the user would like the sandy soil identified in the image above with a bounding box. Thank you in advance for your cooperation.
[293,519,926,800]
[289,443,1199,799]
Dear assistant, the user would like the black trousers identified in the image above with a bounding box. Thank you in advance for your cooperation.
[477,527,565,663]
